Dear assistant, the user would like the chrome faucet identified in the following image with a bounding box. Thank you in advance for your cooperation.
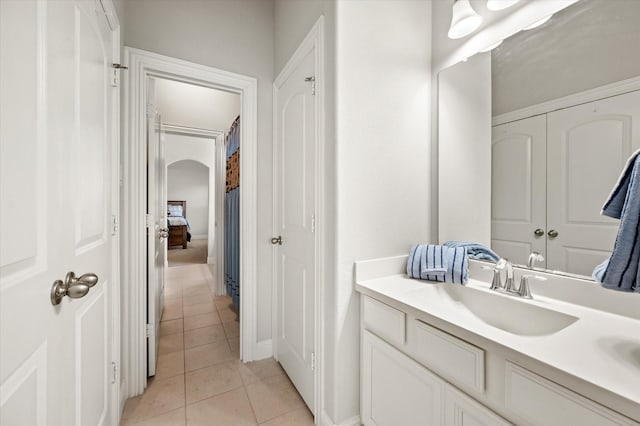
[527,252,545,268]
[487,258,514,291]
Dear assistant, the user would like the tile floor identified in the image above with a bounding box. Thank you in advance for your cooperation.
[121,264,314,426]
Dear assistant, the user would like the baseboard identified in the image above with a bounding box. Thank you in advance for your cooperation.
[192,234,207,240]
[320,409,361,426]
[253,339,273,360]
[207,256,215,265]
[119,380,128,420]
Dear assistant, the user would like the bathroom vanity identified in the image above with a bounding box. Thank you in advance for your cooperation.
[355,256,640,426]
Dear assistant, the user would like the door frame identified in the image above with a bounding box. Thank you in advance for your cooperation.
[272,16,325,416]
[122,47,258,397]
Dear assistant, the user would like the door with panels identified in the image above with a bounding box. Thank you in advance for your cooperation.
[273,45,317,411]
[0,1,117,425]
[491,115,547,267]
[546,90,640,275]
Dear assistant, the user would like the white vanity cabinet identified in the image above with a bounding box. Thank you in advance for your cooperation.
[360,293,640,426]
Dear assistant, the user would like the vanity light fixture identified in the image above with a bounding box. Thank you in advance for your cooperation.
[480,40,503,52]
[448,0,483,39]
[523,15,552,30]
[486,0,520,11]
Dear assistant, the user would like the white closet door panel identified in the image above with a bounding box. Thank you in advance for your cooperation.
[491,115,546,266]
[547,90,640,275]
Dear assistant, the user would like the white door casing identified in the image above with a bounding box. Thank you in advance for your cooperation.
[491,115,547,266]
[0,0,117,425]
[547,90,640,276]
[145,78,166,376]
[273,32,319,412]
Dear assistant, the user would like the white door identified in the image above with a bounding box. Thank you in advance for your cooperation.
[361,331,444,426]
[274,47,317,411]
[1,0,117,425]
[547,90,640,276]
[491,115,547,266]
[146,78,167,376]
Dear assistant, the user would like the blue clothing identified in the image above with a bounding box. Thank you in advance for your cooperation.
[407,244,468,285]
[443,241,500,262]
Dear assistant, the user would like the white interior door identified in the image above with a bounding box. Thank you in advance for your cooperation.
[547,90,640,276]
[491,115,547,266]
[146,78,167,376]
[1,0,116,425]
[274,47,317,412]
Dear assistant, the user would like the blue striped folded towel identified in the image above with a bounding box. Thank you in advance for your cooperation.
[443,240,500,262]
[407,244,468,285]
[593,149,640,292]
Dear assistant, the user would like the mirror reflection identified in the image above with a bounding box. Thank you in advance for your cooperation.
[439,0,640,279]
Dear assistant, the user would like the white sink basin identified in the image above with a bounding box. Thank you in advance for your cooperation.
[440,284,579,336]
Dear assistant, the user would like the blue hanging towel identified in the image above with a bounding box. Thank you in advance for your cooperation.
[593,149,640,292]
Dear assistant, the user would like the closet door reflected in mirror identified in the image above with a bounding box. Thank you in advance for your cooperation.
[491,90,640,276]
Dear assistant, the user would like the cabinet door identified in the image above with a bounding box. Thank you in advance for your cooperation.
[491,115,547,266]
[445,385,511,426]
[362,331,444,426]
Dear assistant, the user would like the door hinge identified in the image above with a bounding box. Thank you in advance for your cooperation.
[311,352,316,371]
[146,214,154,228]
[111,214,119,236]
[304,76,316,95]
[111,69,119,87]
[111,361,118,384]
[311,214,316,233]
[146,323,154,338]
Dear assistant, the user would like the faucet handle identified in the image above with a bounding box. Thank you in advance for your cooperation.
[481,264,503,290]
[518,274,547,299]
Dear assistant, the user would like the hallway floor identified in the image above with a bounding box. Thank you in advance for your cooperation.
[121,264,313,425]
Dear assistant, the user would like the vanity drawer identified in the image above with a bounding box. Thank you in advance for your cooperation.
[362,296,406,347]
[411,320,485,393]
[505,362,637,426]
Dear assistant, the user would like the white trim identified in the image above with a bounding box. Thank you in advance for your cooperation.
[161,123,221,138]
[319,410,361,426]
[123,47,258,397]
[493,75,640,126]
[215,134,227,294]
[272,16,326,418]
[254,339,274,360]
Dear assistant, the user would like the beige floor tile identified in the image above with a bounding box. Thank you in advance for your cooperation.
[184,324,226,349]
[162,301,183,321]
[154,350,185,380]
[259,407,313,426]
[237,358,285,386]
[164,290,183,301]
[214,296,233,310]
[121,375,185,422]
[183,294,212,307]
[182,286,211,298]
[186,387,257,426]
[121,407,186,426]
[160,318,183,336]
[184,311,221,331]
[245,374,305,423]
[218,306,239,322]
[222,320,240,339]
[158,332,184,355]
[184,301,216,318]
[185,340,233,372]
[228,338,240,359]
[185,360,243,404]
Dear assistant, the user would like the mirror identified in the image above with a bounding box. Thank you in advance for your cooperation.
[438,0,640,279]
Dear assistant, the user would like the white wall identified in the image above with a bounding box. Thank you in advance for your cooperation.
[492,0,640,115]
[165,133,214,168]
[154,78,240,131]
[123,0,274,344]
[167,160,209,237]
[334,1,432,423]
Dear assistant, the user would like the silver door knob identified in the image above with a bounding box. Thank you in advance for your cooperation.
[159,231,169,239]
[533,228,544,237]
[547,229,559,239]
[51,272,99,305]
[271,236,282,245]
[160,227,169,233]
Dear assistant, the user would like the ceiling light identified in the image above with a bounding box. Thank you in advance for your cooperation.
[448,0,483,39]
[480,40,503,52]
[486,0,520,11]
[523,15,552,30]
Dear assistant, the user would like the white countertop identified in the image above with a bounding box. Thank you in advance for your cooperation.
[354,255,640,421]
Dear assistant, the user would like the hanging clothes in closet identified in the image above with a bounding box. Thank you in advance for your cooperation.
[225,116,241,310]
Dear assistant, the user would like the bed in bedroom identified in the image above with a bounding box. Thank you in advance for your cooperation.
[167,200,190,249]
